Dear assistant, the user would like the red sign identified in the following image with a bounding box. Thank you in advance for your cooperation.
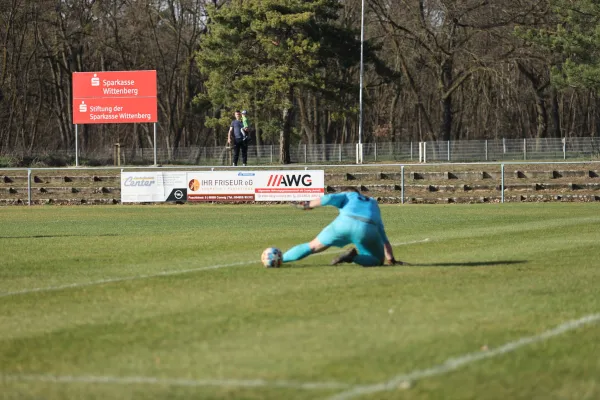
[72,70,157,124]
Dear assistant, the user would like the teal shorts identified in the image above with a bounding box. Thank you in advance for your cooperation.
[316,215,385,263]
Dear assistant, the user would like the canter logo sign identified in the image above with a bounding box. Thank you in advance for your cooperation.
[267,174,312,187]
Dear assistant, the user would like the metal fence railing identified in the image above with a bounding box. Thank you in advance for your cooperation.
[1,137,599,166]
[4,161,599,206]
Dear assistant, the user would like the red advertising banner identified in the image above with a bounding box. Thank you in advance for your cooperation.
[73,98,157,124]
[72,70,157,124]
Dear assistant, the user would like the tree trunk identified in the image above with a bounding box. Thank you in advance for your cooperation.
[279,88,293,164]
[389,91,399,142]
[440,58,453,141]
[535,93,548,138]
[297,93,315,145]
[550,89,561,138]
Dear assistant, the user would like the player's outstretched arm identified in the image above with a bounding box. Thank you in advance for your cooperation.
[290,197,322,210]
[383,241,407,265]
[384,241,396,264]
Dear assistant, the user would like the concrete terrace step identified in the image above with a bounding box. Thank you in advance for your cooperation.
[326,182,600,193]
[366,194,600,204]
[1,186,120,194]
[2,175,118,184]
[0,198,120,206]
[325,170,600,181]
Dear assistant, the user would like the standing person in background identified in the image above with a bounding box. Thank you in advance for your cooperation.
[282,187,403,267]
[227,110,248,166]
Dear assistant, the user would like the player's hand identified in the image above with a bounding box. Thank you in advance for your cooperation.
[385,258,405,266]
[290,201,312,210]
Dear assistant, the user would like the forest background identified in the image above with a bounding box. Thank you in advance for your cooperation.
[2,0,600,164]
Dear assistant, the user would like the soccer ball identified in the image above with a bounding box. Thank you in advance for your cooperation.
[261,247,283,268]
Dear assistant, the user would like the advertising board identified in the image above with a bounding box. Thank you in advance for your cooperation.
[120,170,325,203]
[186,170,325,202]
[72,70,157,124]
[121,171,187,203]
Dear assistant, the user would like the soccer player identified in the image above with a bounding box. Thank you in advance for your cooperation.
[282,187,402,267]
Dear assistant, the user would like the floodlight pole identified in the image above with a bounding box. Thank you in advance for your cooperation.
[357,0,365,164]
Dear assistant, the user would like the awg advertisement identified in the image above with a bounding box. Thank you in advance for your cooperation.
[120,170,325,203]
[187,170,325,202]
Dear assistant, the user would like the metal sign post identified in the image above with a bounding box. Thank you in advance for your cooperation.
[153,122,158,166]
[357,0,365,164]
[72,70,158,167]
[75,124,79,167]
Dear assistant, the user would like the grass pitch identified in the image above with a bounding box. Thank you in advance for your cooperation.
[1,203,599,400]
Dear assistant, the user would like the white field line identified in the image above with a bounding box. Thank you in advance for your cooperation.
[0,238,430,299]
[327,313,600,400]
[1,313,597,395]
[0,373,351,391]
[0,261,249,299]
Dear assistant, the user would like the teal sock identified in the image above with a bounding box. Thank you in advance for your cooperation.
[283,243,312,263]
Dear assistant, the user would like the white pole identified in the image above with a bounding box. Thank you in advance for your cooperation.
[485,139,488,161]
[27,168,31,206]
[400,165,405,204]
[501,163,505,203]
[153,123,158,166]
[75,124,79,167]
[304,144,307,163]
[357,0,365,164]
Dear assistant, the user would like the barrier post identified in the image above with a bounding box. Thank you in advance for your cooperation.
[401,165,405,204]
[485,140,488,161]
[27,168,31,206]
[304,144,307,163]
[114,143,121,166]
[501,163,505,203]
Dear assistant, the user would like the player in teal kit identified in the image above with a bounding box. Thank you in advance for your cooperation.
[282,187,402,266]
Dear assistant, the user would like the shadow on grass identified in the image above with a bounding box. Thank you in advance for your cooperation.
[280,260,528,269]
[405,260,527,267]
[0,234,120,239]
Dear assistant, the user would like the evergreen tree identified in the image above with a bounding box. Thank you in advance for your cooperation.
[196,0,360,163]
[520,0,600,91]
